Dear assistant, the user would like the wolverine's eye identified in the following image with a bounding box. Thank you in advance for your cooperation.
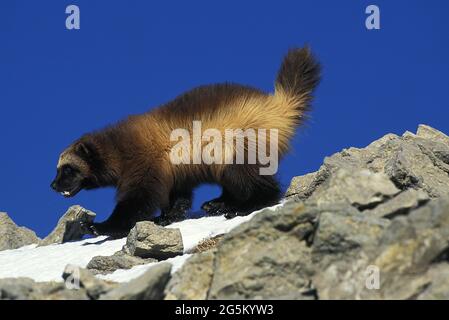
[63,166,73,175]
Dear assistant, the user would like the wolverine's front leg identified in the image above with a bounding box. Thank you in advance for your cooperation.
[89,191,160,238]
[155,189,193,226]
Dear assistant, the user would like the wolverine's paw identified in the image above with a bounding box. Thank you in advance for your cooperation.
[201,200,225,216]
[152,214,185,226]
[83,222,130,239]
[224,209,251,219]
[204,203,251,219]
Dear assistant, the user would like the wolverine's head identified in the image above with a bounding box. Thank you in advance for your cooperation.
[50,140,101,198]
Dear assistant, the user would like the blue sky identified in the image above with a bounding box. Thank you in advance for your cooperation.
[1,1,448,237]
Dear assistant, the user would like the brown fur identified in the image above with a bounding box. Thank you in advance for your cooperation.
[52,47,321,237]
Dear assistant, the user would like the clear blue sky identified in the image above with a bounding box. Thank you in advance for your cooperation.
[1,1,448,238]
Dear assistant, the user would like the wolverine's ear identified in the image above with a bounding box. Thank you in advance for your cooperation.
[75,142,96,160]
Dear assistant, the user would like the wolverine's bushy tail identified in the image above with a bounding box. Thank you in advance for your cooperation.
[275,47,321,113]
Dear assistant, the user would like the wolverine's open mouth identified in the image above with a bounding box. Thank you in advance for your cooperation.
[60,186,81,198]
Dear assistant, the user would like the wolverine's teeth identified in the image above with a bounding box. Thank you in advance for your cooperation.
[61,191,71,196]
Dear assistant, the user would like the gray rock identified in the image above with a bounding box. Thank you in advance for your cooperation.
[100,263,172,300]
[0,213,40,251]
[39,206,96,246]
[307,169,400,210]
[87,251,157,275]
[124,221,183,259]
[0,277,89,300]
[416,263,449,300]
[313,196,449,299]
[311,210,389,268]
[416,124,449,146]
[287,126,449,201]
[62,265,117,299]
[285,168,329,200]
[165,250,216,300]
[0,277,37,299]
[208,201,316,299]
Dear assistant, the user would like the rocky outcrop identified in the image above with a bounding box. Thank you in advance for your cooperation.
[286,124,449,200]
[87,251,157,275]
[0,213,39,251]
[124,221,183,259]
[164,125,449,300]
[39,206,96,246]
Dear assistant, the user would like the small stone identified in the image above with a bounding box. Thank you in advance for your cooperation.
[87,251,157,275]
[124,221,183,259]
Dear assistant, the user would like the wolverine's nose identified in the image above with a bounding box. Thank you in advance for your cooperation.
[50,181,57,190]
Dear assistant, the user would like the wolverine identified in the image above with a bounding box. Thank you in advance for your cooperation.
[51,47,321,238]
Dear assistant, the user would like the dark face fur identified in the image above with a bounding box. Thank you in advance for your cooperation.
[50,142,98,197]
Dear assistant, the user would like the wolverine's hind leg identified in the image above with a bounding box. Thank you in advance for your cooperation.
[89,190,161,238]
[206,165,281,218]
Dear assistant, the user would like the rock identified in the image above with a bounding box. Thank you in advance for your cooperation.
[0,277,89,300]
[124,221,183,259]
[39,206,96,246]
[287,126,449,201]
[307,169,400,210]
[100,263,172,300]
[311,209,389,268]
[165,250,216,300]
[62,265,117,299]
[313,196,449,299]
[87,251,157,275]
[0,213,40,251]
[416,263,449,300]
[208,201,316,299]
[0,278,38,300]
[284,168,329,200]
[416,124,449,146]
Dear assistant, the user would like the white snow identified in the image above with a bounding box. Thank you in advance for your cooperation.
[0,204,282,283]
